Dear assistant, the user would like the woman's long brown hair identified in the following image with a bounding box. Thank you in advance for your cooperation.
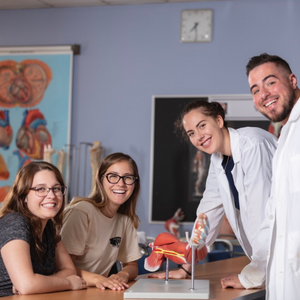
[0,161,66,258]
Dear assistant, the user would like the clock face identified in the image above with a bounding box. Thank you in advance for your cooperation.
[180,9,213,43]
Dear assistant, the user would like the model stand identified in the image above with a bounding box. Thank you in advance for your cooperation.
[124,245,209,299]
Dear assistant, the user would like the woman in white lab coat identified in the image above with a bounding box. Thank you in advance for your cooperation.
[150,100,277,287]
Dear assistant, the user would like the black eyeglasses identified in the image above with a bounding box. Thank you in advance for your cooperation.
[29,185,67,197]
[105,173,138,185]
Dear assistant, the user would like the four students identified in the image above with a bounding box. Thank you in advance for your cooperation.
[0,53,296,299]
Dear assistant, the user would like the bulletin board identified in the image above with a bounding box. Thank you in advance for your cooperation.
[149,95,271,224]
[0,45,79,202]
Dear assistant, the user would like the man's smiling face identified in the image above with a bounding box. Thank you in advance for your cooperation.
[249,62,297,124]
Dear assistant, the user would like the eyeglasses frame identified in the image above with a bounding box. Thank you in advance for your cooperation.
[29,185,67,197]
[104,173,138,185]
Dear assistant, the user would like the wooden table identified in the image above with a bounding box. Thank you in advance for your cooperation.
[2,256,265,300]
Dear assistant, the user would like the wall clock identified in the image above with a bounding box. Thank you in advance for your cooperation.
[180,9,213,43]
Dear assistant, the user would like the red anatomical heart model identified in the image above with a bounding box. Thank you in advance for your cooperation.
[0,59,52,107]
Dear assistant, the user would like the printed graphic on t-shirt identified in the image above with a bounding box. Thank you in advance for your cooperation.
[110,237,121,248]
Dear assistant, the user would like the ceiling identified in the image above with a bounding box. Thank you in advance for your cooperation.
[0,0,229,10]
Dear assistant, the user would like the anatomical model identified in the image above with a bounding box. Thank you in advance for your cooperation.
[164,208,185,239]
[56,149,66,175]
[43,144,56,164]
[90,141,103,189]
[193,150,206,197]
[145,214,209,272]
[43,144,66,175]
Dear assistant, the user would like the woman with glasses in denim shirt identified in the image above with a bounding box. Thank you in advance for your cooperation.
[61,152,142,291]
[0,161,86,297]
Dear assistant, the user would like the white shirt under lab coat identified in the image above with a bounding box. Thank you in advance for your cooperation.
[194,127,277,280]
[242,98,300,299]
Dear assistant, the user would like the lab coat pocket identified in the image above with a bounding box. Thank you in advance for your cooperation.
[288,231,300,277]
[289,154,300,194]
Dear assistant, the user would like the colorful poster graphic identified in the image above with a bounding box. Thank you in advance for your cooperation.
[0,48,73,202]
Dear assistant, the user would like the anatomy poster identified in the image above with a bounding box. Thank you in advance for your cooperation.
[0,46,74,202]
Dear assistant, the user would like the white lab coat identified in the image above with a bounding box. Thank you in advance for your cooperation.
[194,127,277,274]
[244,98,300,299]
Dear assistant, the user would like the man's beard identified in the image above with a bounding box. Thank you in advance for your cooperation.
[262,90,296,123]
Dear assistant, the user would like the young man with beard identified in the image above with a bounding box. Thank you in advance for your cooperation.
[221,53,300,300]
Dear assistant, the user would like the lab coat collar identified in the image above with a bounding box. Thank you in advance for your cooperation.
[228,127,241,164]
[286,96,300,123]
[279,97,300,143]
[210,127,240,171]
